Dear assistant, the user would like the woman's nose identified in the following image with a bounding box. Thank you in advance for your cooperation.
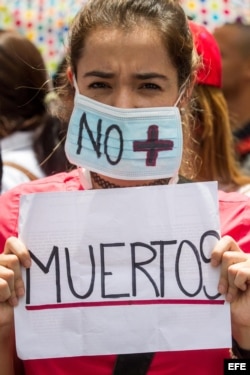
[110,89,136,109]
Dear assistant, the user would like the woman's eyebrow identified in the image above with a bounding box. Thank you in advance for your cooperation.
[135,73,168,80]
[83,71,168,80]
[83,70,114,78]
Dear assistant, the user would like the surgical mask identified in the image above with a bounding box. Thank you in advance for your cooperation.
[65,85,183,181]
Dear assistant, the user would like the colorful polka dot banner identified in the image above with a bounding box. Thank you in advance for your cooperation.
[0,0,86,77]
[0,0,249,77]
[181,0,250,30]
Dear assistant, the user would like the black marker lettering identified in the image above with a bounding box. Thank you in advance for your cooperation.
[77,112,102,157]
[151,240,177,297]
[175,240,202,297]
[200,230,220,263]
[131,242,160,297]
[26,232,222,305]
[200,230,221,300]
[26,246,61,304]
[100,243,130,298]
[76,113,84,155]
[104,124,123,165]
[65,246,95,299]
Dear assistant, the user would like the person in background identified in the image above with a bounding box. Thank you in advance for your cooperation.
[0,1,250,374]
[213,21,250,175]
[0,30,73,194]
[184,21,250,196]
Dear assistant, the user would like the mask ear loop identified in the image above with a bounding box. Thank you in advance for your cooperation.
[73,75,80,94]
[168,174,179,185]
[78,167,93,190]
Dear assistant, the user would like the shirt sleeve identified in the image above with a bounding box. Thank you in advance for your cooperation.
[0,188,20,251]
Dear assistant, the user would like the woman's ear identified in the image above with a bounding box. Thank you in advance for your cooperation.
[67,66,74,86]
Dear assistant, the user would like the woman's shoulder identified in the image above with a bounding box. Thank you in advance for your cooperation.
[1,168,81,197]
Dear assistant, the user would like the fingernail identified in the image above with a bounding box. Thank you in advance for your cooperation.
[24,259,31,268]
[9,297,18,306]
[16,287,25,297]
[218,284,226,294]
[226,293,233,302]
[211,259,218,267]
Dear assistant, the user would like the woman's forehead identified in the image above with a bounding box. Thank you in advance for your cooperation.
[77,27,177,79]
[79,25,171,64]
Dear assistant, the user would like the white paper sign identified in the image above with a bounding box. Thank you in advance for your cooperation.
[15,182,231,360]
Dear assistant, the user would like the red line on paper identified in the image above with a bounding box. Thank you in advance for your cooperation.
[26,299,225,311]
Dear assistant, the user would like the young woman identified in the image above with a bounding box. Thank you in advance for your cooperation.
[0,1,250,374]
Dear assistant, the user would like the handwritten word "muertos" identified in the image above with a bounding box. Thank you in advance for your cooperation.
[25,230,221,307]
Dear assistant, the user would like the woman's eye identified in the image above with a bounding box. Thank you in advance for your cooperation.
[141,83,161,90]
[89,82,110,89]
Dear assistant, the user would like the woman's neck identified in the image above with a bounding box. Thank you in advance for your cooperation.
[91,172,170,189]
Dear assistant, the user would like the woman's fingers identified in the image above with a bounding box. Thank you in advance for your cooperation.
[211,236,250,302]
[217,251,247,298]
[0,265,20,306]
[211,235,242,266]
[226,261,250,301]
[3,236,31,268]
[0,267,14,302]
[0,255,26,306]
[0,237,31,307]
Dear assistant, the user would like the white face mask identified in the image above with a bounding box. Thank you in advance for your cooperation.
[65,84,183,181]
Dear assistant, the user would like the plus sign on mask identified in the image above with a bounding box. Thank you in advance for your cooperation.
[65,90,183,180]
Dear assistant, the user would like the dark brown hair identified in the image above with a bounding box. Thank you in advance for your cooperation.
[0,30,49,136]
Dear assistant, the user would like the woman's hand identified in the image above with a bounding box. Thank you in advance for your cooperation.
[0,237,31,374]
[211,235,250,350]
[0,237,31,329]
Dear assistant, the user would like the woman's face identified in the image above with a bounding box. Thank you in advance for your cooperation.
[76,26,179,108]
[74,25,181,188]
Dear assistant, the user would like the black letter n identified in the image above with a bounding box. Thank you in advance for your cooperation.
[77,112,102,157]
